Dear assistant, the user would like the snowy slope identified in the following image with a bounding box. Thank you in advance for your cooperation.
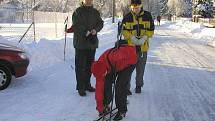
[0,18,215,121]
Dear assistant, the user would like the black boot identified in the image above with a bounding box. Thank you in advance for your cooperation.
[78,89,86,96]
[86,86,95,92]
[135,86,141,93]
[113,111,126,121]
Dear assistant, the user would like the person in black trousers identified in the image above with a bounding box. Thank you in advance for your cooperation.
[68,0,104,96]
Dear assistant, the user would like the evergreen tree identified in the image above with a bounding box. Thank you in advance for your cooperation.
[193,0,213,18]
[159,0,168,16]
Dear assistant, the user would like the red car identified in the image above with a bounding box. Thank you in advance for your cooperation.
[0,43,29,90]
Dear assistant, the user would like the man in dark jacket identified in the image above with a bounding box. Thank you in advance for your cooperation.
[70,0,104,96]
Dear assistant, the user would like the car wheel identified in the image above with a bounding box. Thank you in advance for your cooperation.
[0,66,12,90]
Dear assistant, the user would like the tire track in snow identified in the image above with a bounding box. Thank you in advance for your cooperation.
[155,29,215,71]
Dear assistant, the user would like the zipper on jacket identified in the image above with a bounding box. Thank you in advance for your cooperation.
[136,15,140,38]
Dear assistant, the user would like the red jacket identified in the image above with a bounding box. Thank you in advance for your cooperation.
[91,45,137,113]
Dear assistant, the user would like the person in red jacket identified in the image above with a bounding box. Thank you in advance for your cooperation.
[91,40,137,120]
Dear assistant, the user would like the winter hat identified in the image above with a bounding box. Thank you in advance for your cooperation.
[130,0,142,9]
[130,0,141,5]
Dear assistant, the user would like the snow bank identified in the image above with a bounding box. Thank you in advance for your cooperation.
[167,18,215,47]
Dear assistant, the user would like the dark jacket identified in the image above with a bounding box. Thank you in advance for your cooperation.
[157,15,161,21]
[91,45,137,113]
[72,4,104,49]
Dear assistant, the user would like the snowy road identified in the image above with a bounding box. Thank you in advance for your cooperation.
[0,20,215,121]
[127,24,215,121]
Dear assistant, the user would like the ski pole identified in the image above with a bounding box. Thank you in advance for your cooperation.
[64,16,68,61]
[109,71,117,121]
[94,108,117,121]
[107,21,124,121]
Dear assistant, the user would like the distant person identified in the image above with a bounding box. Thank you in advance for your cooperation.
[167,13,172,21]
[172,15,177,22]
[66,0,104,96]
[122,0,155,94]
[157,15,161,26]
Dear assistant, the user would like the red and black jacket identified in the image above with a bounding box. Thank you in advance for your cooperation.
[91,45,137,113]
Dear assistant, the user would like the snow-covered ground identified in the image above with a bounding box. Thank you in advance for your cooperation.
[167,18,215,47]
[0,18,215,121]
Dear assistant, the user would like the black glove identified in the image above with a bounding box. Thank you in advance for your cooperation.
[86,34,96,44]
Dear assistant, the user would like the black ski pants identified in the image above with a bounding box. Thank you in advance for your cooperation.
[75,49,96,90]
[104,65,135,113]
